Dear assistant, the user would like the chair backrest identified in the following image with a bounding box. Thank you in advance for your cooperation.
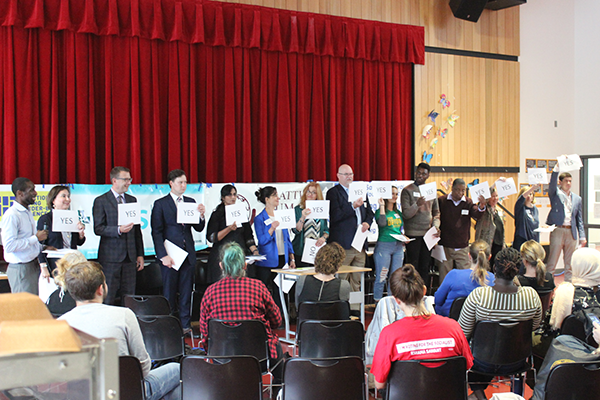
[297,300,351,325]
[124,295,171,316]
[544,361,600,400]
[471,320,533,365]
[538,292,553,317]
[448,297,466,321]
[181,355,262,400]
[207,319,269,363]
[282,357,365,400]
[297,320,364,359]
[137,315,185,361]
[385,356,468,400]
[119,356,145,400]
[561,314,587,342]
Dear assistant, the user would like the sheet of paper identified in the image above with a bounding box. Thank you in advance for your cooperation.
[419,182,437,201]
[177,202,200,224]
[370,181,393,200]
[349,291,363,304]
[495,177,518,198]
[305,200,330,220]
[528,168,549,185]
[301,238,325,265]
[423,226,440,251]
[431,245,446,262]
[557,154,583,172]
[118,202,142,225]
[38,276,58,303]
[534,225,556,233]
[52,210,80,232]
[245,255,267,263]
[390,234,414,243]
[43,248,75,259]
[274,209,296,230]
[348,182,368,202]
[274,274,296,294]
[469,181,491,201]
[225,202,249,226]
[163,240,188,271]
[351,225,369,251]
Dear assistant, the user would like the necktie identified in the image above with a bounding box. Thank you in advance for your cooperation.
[117,195,124,204]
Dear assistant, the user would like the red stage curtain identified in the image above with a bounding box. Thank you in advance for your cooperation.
[0,0,424,184]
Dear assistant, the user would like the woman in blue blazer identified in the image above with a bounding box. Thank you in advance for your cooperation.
[254,186,295,313]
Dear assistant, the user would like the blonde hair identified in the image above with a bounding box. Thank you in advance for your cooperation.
[298,183,324,209]
[517,185,536,204]
[469,240,491,286]
[520,240,547,286]
[53,251,87,288]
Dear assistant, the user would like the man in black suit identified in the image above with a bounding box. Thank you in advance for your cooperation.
[92,166,144,305]
[151,169,205,333]
[326,164,374,291]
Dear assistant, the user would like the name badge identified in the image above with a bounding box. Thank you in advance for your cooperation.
[413,192,421,197]
[461,209,469,216]
[264,218,272,225]
[394,214,400,219]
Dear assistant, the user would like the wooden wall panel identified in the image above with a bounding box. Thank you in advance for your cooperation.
[414,52,520,168]
[211,0,520,56]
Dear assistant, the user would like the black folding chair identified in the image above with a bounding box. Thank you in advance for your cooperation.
[296,300,351,326]
[282,356,366,400]
[119,356,145,400]
[137,315,185,363]
[181,355,262,400]
[385,356,468,400]
[297,320,364,359]
[544,361,600,400]
[124,294,171,316]
[448,297,467,321]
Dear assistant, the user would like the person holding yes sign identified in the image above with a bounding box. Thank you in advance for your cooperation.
[292,183,329,267]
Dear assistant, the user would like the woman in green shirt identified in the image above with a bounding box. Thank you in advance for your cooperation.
[373,186,405,301]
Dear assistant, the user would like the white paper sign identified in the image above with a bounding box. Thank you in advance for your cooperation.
[118,203,142,225]
[495,178,518,198]
[301,238,324,265]
[370,181,393,200]
[225,202,249,226]
[177,202,200,224]
[351,225,369,251]
[431,245,447,262]
[163,240,188,271]
[557,154,583,172]
[390,234,414,243]
[274,274,296,294]
[305,200,330,220]
[419,182,437,201]
[469,181,491,201]
[423,226,441,251]
[348,182,368,202]
[534,225,556,233]
[52,210,80,232]
[528,168,549,185]
[274,209,296,230]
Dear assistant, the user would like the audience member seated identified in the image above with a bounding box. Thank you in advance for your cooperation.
[549,247,600,331]
[199,242,285,384]
[371,264,473,391]
[518,240,555,297]
[435,240,495,317]
[59,261,181,400]
[46,251,87,317]
[295,242,350,306]
[459,247,542,400]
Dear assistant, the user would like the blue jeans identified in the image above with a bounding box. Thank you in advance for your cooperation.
[373,241,404,301]
[144,362,181,400]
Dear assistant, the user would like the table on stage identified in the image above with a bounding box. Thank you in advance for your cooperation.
[272,265,371,344]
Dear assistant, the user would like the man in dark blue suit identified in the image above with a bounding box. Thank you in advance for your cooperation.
[326,164,374,291]
[151,169,206,333]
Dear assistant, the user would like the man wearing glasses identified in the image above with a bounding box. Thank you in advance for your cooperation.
[93,166,144,305]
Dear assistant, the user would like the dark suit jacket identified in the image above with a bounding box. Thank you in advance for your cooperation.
[326,184,374,250]
[546,171,585,241]
[37,211,86,272]
[150,194,205,264]
[93,191,144,263]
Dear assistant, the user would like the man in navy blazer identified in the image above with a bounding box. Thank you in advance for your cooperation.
[327,164,374,291]
[93,167,145,305]
[151,169,206,332]
[546,166,586,282]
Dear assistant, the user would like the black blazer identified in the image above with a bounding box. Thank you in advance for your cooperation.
[150,194,205,264]
[37,211,86,272]
[326,184,374,250]
[92,191,144,263]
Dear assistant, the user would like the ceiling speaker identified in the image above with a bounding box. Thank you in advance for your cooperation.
[449,0,488,22]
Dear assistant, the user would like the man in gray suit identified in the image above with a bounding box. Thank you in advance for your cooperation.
[546,165,586,282]
[93,166,144,304]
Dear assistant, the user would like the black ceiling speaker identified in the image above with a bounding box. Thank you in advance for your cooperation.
[449,0,488,22]
[485,0,526,10]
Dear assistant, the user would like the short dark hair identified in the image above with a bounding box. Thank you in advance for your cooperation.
[314,243,345,275]
[416,162,431,173]
[494,247,522,281]
[110,166,130,181]
[255,186,277,204]
[559,172,572,182]
[64,261,106,302]
[167,169,186,184]
[452,178,466,188]
[11,177,32,196]
[46,185,70,209]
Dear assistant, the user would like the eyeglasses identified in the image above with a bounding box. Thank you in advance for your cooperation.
[115,178,133,183]
[306,190,318,195]
[338,173,354,176]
